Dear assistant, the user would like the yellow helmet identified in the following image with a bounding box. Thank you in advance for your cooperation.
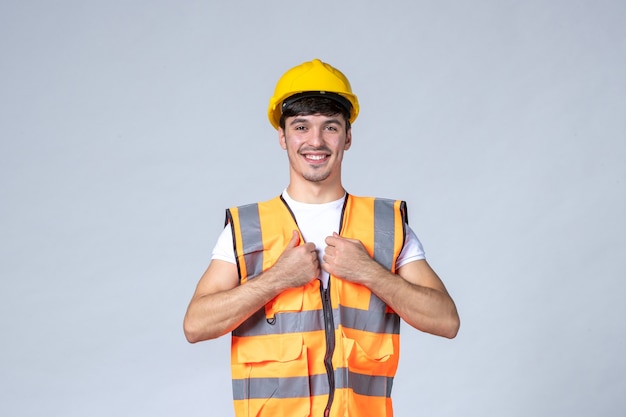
[267,59,360,130]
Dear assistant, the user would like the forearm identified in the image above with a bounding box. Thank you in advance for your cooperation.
[184,272,285,343]
[185,235,321,343]
[362,263,460,338]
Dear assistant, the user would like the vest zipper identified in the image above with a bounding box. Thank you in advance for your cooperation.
[321,281,336,417]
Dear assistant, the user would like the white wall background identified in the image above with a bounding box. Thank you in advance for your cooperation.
[1,1,624,416]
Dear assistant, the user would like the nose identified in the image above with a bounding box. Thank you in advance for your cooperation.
[308,126,324,147]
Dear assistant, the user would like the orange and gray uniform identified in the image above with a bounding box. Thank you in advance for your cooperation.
[226,194,408,417]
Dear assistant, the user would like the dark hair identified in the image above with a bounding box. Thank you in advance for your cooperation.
[279,95,351,131]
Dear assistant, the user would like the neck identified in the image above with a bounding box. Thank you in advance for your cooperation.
[286,179,346,204]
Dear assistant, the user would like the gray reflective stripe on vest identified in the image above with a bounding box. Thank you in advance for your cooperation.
[236,203,264,279]
[334,367,394,397]
[232,373,331,400]
[233,308,325,337]
[371,198,399,312]
[233,304,400,337]
[373,198,396,270]
[232,374,316,400]
[338,304,400,335]
[232,367,393,400]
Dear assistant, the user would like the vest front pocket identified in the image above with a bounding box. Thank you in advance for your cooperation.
[341,328,398,375]
[338,332,397,416]
[232,333,311,417]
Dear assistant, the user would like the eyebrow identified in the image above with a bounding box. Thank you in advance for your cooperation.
[289,117,311,126]
[323,118,343,126]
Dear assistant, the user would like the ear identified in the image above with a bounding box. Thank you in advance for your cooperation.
[278,128,287,150]
[344,128,352,150]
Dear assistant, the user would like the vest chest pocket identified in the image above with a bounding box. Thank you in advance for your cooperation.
[264,286,305,323]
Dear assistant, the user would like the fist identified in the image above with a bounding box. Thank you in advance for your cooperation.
[272,230,320,287]
[322,232,377,283]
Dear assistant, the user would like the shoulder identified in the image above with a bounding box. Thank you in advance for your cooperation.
[346,194,408,218]
[347,193,406,203]
[227,194,283,211]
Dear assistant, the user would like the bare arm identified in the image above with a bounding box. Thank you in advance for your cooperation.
[323,233,460,338]
[183,231,320,343]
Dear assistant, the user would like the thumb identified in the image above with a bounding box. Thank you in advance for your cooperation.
[286,230,301,248]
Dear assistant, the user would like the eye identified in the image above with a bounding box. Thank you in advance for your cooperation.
[325,125,338,132]
[295,125,307,131]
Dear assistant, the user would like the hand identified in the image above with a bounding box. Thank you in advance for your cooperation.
[322,232,381,284]
[269,230,320,288]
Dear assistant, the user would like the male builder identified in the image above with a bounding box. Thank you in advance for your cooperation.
[184,58,460,417]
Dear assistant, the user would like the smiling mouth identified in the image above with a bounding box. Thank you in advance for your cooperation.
[304,154,328,160]
[302,153,330,164]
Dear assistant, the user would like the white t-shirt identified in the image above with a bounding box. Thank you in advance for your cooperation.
[211,191,426,287]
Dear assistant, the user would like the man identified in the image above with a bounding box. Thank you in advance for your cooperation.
[184,58,460,417]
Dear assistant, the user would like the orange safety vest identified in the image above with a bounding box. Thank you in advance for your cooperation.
[226,194,408,417]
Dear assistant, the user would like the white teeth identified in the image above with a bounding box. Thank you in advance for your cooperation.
[306,155,326,160]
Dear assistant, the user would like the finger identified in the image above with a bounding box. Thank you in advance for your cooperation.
[286,230,300,248]
[303,242,316,252]
[325,234,338,246]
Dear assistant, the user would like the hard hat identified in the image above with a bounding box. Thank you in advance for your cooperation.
[267,59,360,130]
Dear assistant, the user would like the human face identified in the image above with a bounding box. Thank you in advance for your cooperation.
[278,113,352,185]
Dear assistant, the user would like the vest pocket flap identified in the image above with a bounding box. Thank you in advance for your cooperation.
[341,331,399,376]
[342,328,395,362]
[235,333,304,364]
[265,286,304,317]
